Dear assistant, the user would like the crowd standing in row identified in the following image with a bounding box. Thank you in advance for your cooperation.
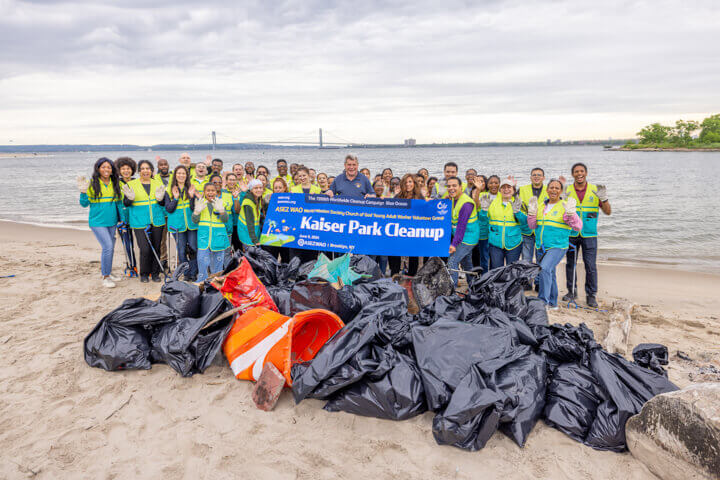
[78,153,611,309]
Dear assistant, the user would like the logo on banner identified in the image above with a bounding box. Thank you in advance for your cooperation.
[437,202,449,215]
[297,238,305,247]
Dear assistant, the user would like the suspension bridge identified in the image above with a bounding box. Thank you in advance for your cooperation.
[204,128,364,149]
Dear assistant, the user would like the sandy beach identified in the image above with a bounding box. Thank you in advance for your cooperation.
[1,220,718,479]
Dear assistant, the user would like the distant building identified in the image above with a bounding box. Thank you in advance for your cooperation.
[404,138,416,147]
[546,139,552,145]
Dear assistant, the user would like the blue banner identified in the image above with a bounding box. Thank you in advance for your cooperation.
[259,193,451,256]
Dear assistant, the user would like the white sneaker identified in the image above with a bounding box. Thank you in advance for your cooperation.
[108,274,122,282]
[102,278,116,288]
[546,305,559,311]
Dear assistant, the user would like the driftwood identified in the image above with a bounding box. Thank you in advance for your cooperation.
[603,300,635,355]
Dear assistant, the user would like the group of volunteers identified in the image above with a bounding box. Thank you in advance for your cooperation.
[78,152,611,309]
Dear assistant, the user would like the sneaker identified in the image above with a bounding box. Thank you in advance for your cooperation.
[102,278,116,288]
[152,274,162,283]
[587,296,599,308]
[561,292,575,302]
[108,274,122,282]
[546,305,559,311]
[140,275,150,283]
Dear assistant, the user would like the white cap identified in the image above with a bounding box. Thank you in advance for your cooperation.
[247,179,263,189]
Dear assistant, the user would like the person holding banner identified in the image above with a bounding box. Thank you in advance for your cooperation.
[478,178,527,270]
[290,167,322,194]
[330,155,373,198]
[235,179,264,248]
[446,177,479,286]
[389,174,425,276]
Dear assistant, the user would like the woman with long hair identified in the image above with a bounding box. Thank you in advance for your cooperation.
[235,179,265,248]
[192,182,230,281]
[78,157,122,288]
[388,174,424,277]
[121,160,167,283]
[163,165,198,281]
[317,172,331,195]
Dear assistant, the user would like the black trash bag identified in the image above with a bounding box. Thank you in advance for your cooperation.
[543,363,605,442]
[84,298,176,371]
[415,294,467,325]
[496,353,547,446]
[432,364,505,450]
[289,280,361,323]
[323,343,427,420]
[466,261,540,316]
[520,297,549,328]
[352,278,408,307]
[632,343,669,377]
[412,322,520,411]
[241,246,281,285]
[349,254,383,282]
[584,348,678,451]
[292,313,380,402]
[412,257,454,309]
[267,285,293,316]
[465,305,538,347]
[297,259,318,279]
[539,322,595,365]
[151,291,233,377]
[160,263,201,318]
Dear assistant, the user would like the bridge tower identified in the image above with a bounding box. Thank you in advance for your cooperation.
[211,131,217,150]
[319,128,323,148]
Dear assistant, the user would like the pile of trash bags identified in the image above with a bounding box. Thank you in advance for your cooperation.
[280,259,678,452]
[84,264,234,377]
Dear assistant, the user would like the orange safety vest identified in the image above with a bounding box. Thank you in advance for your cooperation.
[223,307,344,386]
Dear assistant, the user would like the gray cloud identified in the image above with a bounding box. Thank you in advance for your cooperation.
[1,0,719,143]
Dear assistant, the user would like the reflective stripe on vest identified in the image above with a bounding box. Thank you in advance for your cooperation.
[519,184,548,236]
[451,193,480,246]
[565,182,600,238]
[237,197,260,246]
[535,201,573,250]
[86,181,117,203]
[127,177,166,228]
[290,184,321,194]
[164,187,197,232]
[197,205,229,251]
[487,195,522,250]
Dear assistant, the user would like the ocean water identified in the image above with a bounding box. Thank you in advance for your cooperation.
[1,146,719,273]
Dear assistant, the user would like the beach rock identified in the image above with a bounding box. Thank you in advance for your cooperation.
[626,383,720,480]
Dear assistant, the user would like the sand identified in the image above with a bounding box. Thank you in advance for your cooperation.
[1,220,718,479]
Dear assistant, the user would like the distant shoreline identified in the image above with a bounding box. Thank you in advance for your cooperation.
[611,147,720,152]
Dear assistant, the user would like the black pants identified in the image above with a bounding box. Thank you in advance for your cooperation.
[388,256,420,276]
[133,226,164,277]
[565,236,598,297]
[231,227,242,253]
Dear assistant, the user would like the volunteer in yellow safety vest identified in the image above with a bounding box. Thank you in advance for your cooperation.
[470,174,490,273]
[518,168,548,268]
[432,162,466,199]
[271,159,294,188]
[290,166,322,194]
[526,179,582,309]
[447,176,480,286]
[191,182,230,282]
[162,165,199,281]
[77,157,123,288]
[235,179,265,247]
[478,178,527,270]
[191,163,209,192]
[562,162,612,309]
[121,160,167,283]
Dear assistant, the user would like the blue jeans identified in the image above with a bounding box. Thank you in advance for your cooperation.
[522,234,536,262]
[489,244,522,270]
[90,226,116,276]
[537,247,567,307]
[473,238,489,273]
[448,243,475,285]
[174,229,198,278]
[565,236,598,296]
[197,248,226,282]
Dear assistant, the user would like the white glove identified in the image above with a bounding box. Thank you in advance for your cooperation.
[76,176,89,193]
[154,185,165,202]
[212,197,224,213]
[121,183,135,201]
[527,196,538,216]
[512,196,522,214]
[596,184,608,202]
[194,197,207,214]
[563,197,577,215]
[479,195,492,211]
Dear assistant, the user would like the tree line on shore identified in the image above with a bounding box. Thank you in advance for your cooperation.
[624,114,720,149]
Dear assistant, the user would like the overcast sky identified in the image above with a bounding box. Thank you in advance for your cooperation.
[1,0,719,145]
